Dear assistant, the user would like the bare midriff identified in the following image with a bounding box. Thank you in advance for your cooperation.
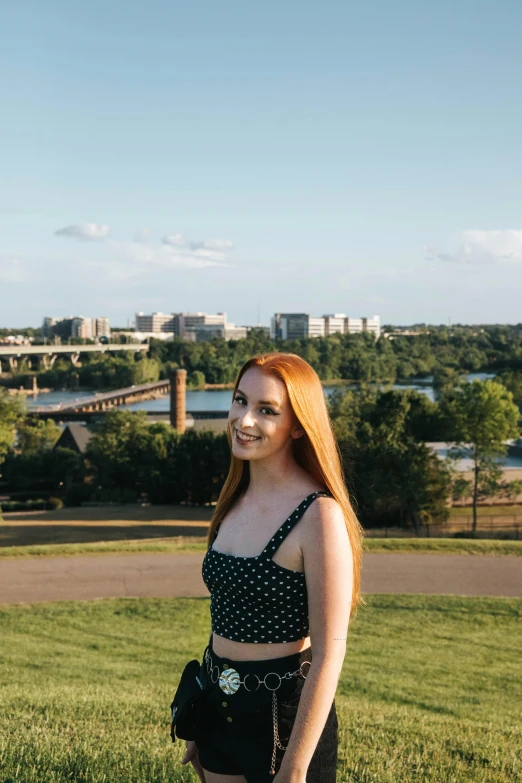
[212,631,312,661]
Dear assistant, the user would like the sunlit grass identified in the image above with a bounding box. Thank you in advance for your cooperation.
[1,594,520,782]
[1,536,521,558]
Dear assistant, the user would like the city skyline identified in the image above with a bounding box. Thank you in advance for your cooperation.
[2,1,522,327]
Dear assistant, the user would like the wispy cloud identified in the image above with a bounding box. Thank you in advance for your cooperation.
[190,238,234,251]
[55,223,110,241]
[84,239,231,280]
[49,224,234,278]
[429,230,522,265]
[162,233,186,247]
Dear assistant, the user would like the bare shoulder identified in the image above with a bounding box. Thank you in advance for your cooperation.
[300,494,350,552]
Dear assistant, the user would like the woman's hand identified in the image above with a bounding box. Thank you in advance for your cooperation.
[180,739,206,782]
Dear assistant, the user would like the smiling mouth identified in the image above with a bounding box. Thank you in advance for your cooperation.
[235,428,261,443]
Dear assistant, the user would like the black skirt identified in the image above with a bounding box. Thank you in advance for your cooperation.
[194,636,338,782]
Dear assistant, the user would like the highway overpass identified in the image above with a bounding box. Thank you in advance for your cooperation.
[0,343,149,371]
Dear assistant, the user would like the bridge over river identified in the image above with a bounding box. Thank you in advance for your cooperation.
[0,342,148,372]
[32,379,170,414]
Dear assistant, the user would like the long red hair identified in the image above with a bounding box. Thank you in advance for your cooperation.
[207,351,364,618]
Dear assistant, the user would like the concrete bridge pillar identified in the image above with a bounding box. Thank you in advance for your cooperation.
[70,353,81,367]
[9,357,18,370]
[40,354,57,369]
[169,369,187,434]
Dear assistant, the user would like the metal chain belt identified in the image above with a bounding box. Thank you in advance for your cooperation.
[204,647,311,694]
[203,648,311,775]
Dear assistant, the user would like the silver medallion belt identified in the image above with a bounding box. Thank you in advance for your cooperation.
[204,645,311,695]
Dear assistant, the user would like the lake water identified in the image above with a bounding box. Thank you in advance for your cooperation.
[27,372,495,411]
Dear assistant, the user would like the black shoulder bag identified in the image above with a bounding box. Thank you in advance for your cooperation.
[169,632,212,743]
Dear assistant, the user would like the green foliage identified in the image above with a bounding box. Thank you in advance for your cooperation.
[497,369,522,404]
[447,380,520,448]
[0,390,26,463]
[169,428,231,504]
[15,417,61,454]
[0,496,64,512]
[84,410,230,504]
[432,366,468,401]
[76,354,161,389]
[501,479,522,502]
[444,380,521,534]
[188,369,206,388]
[328,387,452,531]
[11,323,522,393]
[1,447,85,494]
[451,477,473,504]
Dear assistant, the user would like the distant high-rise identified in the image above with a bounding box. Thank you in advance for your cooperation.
[42,315,110,340]
[135,312,176,332]
[133,310,245,341]
[95,317,111,338]
[271,313,380,340]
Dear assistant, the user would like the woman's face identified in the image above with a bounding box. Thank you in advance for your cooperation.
[228,366,303,460]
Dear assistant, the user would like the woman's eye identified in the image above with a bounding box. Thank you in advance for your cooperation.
[233,397,274,415]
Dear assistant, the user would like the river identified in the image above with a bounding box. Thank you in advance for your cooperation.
[26,372,495,412]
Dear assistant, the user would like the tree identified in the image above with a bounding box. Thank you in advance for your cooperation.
[451,477,473,505]
[497,370,522,405]
[85,409,176,495]
[2,447,84,493]
[188,370,206,388]
[444,380,520,535]
[501,479,522,503]
[432,366,467,401]
[0,391,26,463]
[84,408,230,504]
[16,418,61,454]
[328,386,452,532]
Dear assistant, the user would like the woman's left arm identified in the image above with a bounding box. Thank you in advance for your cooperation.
[275,496,354,783]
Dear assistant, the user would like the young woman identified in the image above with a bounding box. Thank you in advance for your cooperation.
[180,351,363,783]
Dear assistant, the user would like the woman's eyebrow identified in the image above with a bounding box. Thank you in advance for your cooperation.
[235,388,281,408]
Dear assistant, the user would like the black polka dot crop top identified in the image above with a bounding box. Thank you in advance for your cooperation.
[201,491,333,644]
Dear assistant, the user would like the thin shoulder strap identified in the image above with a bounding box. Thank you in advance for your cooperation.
[259,491,332,561]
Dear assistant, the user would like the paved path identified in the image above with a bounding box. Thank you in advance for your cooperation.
[0,552,520,605]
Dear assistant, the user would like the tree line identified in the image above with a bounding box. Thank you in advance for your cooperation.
[1,375,519,535]
[3,324,522,395]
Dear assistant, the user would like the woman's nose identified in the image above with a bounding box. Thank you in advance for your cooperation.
[237,408,256,427]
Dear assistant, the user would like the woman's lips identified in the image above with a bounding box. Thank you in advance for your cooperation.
[235,428,261,445]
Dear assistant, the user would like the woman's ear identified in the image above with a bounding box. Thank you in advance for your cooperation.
[291,427,304,439]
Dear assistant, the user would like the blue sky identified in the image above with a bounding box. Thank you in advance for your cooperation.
[2,0,522,328]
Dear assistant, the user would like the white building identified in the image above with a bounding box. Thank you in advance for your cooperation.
[271,313,380,340]
[176,312,227,338]
[362,316,381,338]
[133,310,248,341]
[135,312,176,333]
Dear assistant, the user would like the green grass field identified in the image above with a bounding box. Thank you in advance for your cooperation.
[1,595,520,782]
[1,536,521,559]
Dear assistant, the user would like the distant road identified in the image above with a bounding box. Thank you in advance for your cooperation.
[0,552,520,605]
